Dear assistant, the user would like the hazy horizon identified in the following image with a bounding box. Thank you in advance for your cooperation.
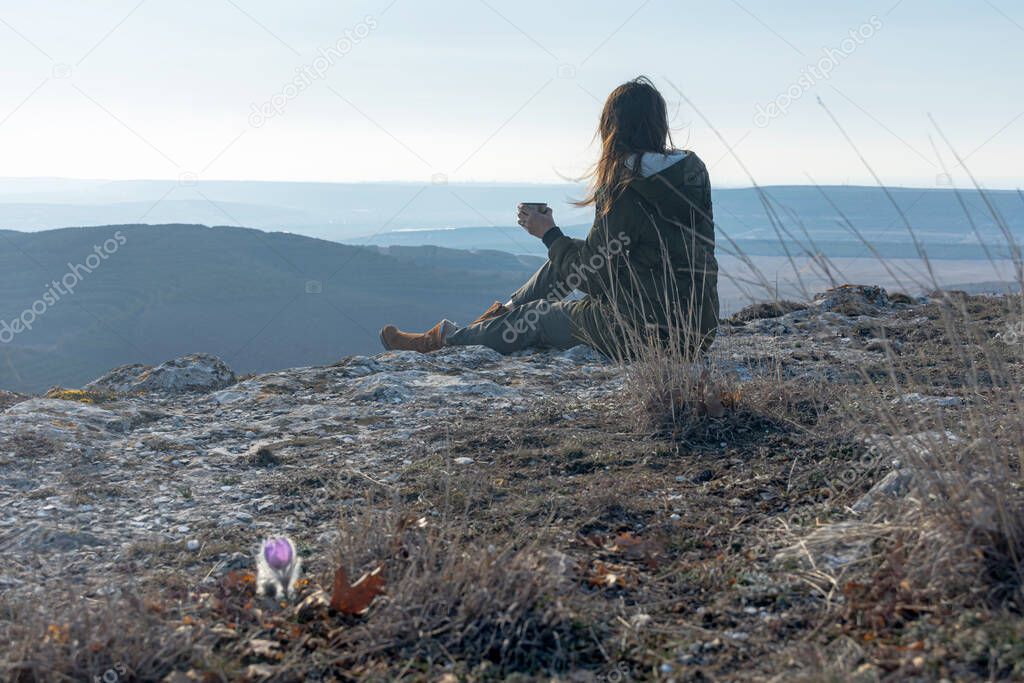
[1,181,1022,255]
[1,175,1018,191]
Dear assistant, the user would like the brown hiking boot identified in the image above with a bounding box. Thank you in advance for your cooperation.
[379,320,456,353]
[471,301,510,325]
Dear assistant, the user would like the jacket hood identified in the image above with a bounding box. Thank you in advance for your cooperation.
[629,150,689,178]
[628,150,708,216]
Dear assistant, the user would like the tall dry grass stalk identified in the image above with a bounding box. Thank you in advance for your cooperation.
[768,110,1024,611]
[590,101,1024,610]
[826,115,1024,607]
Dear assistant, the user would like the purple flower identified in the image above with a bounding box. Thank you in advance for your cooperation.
[263,537,294,570]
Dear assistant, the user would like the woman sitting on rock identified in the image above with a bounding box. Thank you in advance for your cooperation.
[380,76,719,359]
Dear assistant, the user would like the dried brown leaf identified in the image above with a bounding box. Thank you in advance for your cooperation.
[330,565,385,615]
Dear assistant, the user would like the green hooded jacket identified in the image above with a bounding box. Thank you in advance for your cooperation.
[543,150,719,358]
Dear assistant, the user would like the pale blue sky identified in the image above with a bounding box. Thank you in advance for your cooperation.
[0,0,1021,187]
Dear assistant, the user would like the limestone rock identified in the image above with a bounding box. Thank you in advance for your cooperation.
[84,353,236,395]
[813,284,889,316]
[729,300,807,324]
[1,398,139,440]
[0,390,28,411]
[895,393,962,407]
[560,344,607,364]
[851,469,916,513]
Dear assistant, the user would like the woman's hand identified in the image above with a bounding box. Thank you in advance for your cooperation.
[517,204,556,239]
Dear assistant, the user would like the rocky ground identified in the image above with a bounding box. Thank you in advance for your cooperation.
[2,285,1023,682]
[0,343,618,604]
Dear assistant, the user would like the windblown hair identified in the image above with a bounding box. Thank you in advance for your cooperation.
[575,76,674,216]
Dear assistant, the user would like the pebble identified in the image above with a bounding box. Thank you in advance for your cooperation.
[186,539,200,551]
[896,393,963,407]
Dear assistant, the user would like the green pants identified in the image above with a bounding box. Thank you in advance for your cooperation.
[445,261,580,354]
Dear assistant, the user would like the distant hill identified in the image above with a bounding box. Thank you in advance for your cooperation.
[0,224,542,393]
[0,179,595,240]
[1,180,1021,258]
[364,186,1024,260]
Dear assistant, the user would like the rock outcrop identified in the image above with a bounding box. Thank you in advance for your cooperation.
[0,342,622,599]
[84,353,236,395]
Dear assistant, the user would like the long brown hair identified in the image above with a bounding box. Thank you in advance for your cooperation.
[575,76,674,216]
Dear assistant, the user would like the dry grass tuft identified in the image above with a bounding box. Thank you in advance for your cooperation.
[325,501,603,676]
[623,352,736,437]
[43,387,116,404]
[0,586,201,682]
